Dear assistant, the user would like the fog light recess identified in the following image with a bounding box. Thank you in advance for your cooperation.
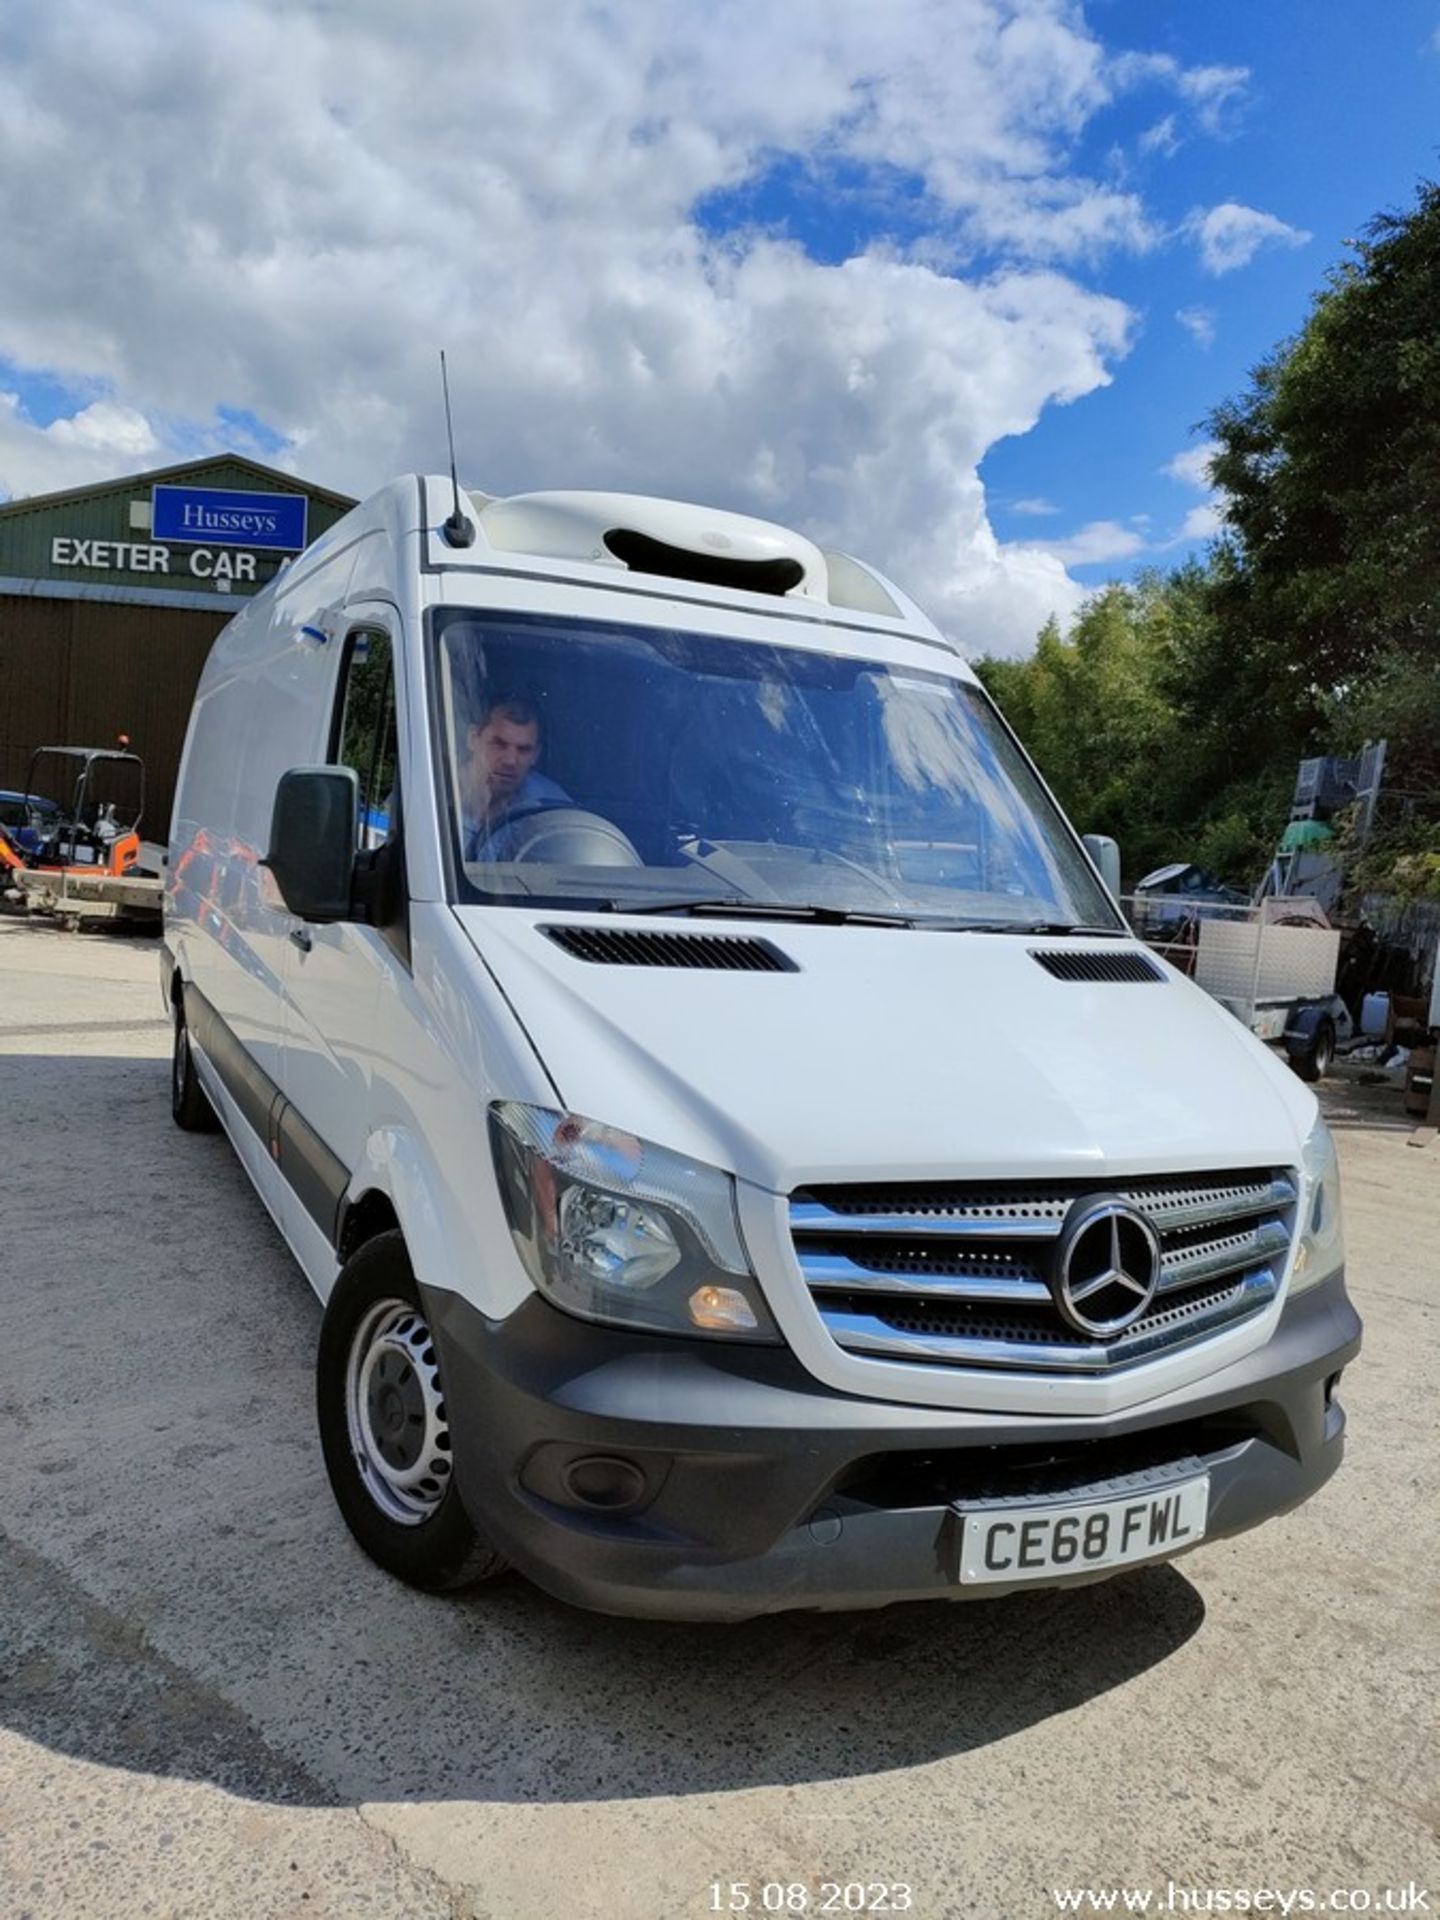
[560,1454,648,1511]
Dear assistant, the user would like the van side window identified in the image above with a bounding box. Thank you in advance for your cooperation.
[334,628,397,851]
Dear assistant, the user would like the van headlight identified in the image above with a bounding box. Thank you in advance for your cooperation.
[488,1103,780,1342]
[1290,1116,1345,1294]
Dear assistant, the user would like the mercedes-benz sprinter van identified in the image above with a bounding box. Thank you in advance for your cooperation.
[164,476,1359,1619]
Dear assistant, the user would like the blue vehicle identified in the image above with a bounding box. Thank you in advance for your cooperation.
[0,789,63,859]
[1130,861,1249,942]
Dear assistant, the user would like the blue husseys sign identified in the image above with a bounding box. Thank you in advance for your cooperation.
[152,484,308,551]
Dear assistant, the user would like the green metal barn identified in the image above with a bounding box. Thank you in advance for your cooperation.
[0,455,355,836]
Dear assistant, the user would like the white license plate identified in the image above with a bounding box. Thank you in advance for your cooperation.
[958,1475,1210,1585]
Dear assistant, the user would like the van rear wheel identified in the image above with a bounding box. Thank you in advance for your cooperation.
[316,1231,508,1593]
[171,1001,220,1132]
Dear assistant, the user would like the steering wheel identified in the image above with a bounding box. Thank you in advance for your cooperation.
[468,797,565,860]
[471,802,644,868]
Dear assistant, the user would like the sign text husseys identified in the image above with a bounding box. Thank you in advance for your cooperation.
[151,485,308,551]
[48,483,309,592]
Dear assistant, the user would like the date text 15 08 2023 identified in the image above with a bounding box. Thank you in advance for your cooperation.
[709,1886,914,1913]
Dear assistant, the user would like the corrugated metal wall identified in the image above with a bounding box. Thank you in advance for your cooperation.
[0,596,228,837]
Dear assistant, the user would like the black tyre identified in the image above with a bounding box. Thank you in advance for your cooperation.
[316,1230,507,1593]
[1293,1016,1336,1084]
[171,1000,220,1131]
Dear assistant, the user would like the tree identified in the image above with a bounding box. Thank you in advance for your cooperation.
[1205,178,1440,897]
[979,177,1440,900]
[977,566,1302,890]
[978,580,1185,882]
[1207,179,1440,693]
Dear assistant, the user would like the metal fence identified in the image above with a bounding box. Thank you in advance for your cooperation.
[1357,893,1440,997]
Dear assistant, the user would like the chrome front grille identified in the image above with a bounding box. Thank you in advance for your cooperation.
[790,1169,1296,1374]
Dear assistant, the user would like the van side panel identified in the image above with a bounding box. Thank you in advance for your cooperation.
[168,543,358,1089]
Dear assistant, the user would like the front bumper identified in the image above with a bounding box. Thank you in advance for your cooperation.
[423,1267,1360,1621]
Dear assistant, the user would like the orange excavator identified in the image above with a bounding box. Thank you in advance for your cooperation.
[0,743,146,884]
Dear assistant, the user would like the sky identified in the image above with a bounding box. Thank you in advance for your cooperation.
[0,0,1436,657]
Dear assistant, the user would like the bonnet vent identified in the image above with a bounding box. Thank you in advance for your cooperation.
[1030,948,1166,983]
[542,925,797,972]
[603,528,804,596]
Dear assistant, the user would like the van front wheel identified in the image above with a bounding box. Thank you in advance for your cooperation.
[316,1231,508,1593]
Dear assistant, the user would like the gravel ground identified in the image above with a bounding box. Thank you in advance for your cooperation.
[0,917,1435,1920]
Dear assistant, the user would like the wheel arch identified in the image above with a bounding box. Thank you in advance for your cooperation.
[339,1126,477,1306]
[337,1187,402,1263]
[1283,1002,1333,1046]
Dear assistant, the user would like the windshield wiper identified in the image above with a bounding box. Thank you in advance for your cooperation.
[595,902,1128,935]
[613,898,922,928]
[951,921,1128,936]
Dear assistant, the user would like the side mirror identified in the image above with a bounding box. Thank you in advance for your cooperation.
[1082,833,1122,899]
[263,767,358,922]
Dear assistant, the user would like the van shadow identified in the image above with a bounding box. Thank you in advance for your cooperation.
[0,1524,1206,1810]
[0,1049,1207,1811]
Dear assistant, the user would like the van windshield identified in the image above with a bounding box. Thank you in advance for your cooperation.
[431,609,1119,930]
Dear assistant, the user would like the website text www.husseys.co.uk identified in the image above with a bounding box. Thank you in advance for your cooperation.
[1051,1884,1430,1915]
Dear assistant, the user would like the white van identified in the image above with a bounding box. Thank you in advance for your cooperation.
[164,476,1359,1619]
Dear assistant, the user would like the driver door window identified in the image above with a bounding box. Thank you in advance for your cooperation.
[333,627,397,850]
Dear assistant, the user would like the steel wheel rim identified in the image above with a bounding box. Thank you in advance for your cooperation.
[344,1299,453,1526]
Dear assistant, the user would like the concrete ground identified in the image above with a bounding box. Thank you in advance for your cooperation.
[0,916,1435,1920]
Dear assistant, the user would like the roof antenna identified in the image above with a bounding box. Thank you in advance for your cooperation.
[439,349,475,548]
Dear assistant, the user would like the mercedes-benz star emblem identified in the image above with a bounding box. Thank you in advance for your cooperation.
[1051,1197,1163,1338]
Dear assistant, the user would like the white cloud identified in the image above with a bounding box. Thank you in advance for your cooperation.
[1110,53,1249,134]
[0,392,160,498]
[1187,202,1311,275]
[1017,519,1147,567]
[1163,441,1220,490]
[1159,439,1225,547]
[1177,502,1223,540]
[0,0,1251,656]
[1176,305,1217,348]
[1003,468,1225,573]
[1010,496,1060,516]
[45,400,159,460]
[950,179,1158,263]
[1175,63,1250,131]
[1139,115,1180,158]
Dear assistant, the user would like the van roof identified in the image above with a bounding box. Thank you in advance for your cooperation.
[257,475,966,668]
[462,487,908,618]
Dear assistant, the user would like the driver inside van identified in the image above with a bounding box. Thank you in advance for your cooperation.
[461,694,571,860]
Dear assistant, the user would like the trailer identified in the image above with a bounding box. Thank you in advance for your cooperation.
[1130,895,1351,1081]
[7,863,162,930]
